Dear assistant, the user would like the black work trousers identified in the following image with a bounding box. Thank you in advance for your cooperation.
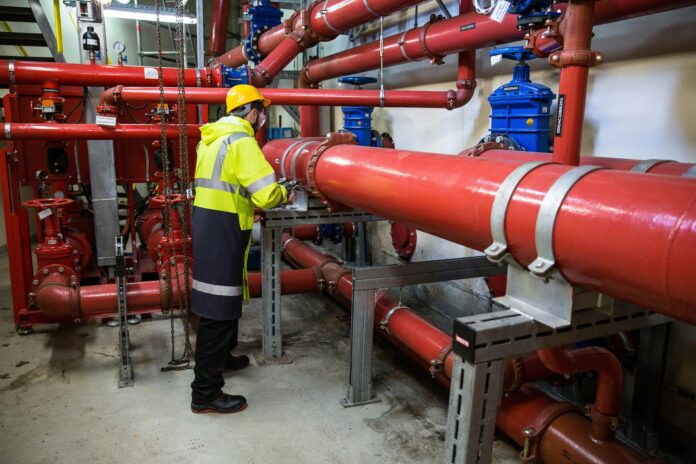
[191,317,239,403]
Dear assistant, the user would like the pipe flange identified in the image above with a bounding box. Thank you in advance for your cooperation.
[587,404,623,440]
[32,264,80,318]
[380,304,405,335]
[418,16,446,65]
[548,49,604,68]
[505,357,525,393]
[306,132,356,212]
[390,222,417,261]
[458,141,508,157]
[429,343,452,379]
[8,60,16,86]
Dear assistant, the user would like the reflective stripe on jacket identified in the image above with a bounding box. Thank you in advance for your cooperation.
[191,116,287,320]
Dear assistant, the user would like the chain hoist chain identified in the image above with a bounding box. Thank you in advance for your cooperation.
[155,0,190,372]
[174,0,194,360]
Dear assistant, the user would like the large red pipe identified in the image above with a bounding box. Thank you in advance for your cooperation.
[109,86,458,108]
[0,60,212,87]
[214,0,427,67]
[477,149,696,177]
[1,123,201,140]
[301,0,696,85]
[264,136,696,324]
[209,0,232,56]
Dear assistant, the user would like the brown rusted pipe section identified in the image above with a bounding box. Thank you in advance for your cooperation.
[537,346,623,440]
[498,387,659,464]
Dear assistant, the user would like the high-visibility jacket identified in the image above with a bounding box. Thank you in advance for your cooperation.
[191,116,287,320]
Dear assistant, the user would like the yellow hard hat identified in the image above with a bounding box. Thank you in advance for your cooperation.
[225,84,271,114]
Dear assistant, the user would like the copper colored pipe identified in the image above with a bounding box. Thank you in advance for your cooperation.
[537,346,623,440]
[498,387,658,464]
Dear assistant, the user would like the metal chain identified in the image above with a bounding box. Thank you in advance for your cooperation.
[174,0,194,360]
[154,0,191,372]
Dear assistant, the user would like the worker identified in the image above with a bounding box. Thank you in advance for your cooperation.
[190,84,288,414]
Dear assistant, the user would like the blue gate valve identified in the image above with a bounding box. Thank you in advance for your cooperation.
[243,0,283,64]
[486,46,556,152]
[338,76,380,147]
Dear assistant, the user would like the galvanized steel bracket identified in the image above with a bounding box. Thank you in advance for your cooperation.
[529,165,605,279]
[485,161,554,264]
[630,158,673,173]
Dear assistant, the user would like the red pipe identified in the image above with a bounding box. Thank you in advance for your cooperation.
[537,347,622,440]
[551,0,597,166]
[209,0,232,56]
[1,123,201,140]
[113,86,458,108]
[291,224,320,241]
[300,105,321,137]
[498,387,657,464]
[250,33,306,87]
[477,149,696,177]
[264,136,696,324]
[281,233,554,388]
[35,269,318,318]
[0,60,212,87]
[214,0,427,68]
[301,0,696,85]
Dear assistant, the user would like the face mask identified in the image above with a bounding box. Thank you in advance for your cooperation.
[257,112,267,129]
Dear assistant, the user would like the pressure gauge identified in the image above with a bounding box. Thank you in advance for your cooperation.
[113,41,126,54]
[473,0,498,15]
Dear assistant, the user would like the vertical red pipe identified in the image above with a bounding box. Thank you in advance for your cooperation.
[300,106,321,137]
[209,0,232,56]
[551,0,597,165]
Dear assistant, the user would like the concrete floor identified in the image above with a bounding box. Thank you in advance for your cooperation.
[0,252,519,464]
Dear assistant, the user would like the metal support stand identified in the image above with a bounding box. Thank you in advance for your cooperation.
[260,225,284,362]
[259,199,380,363]
[442,306,671,464]
[444,356,504,464]
[625,323,671,454]
[343,256,506,407]
[115,236,133,388]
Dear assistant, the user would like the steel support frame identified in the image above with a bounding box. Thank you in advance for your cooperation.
[443,306,671,464]
[259,202,380,363]
[343,256,507,407]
